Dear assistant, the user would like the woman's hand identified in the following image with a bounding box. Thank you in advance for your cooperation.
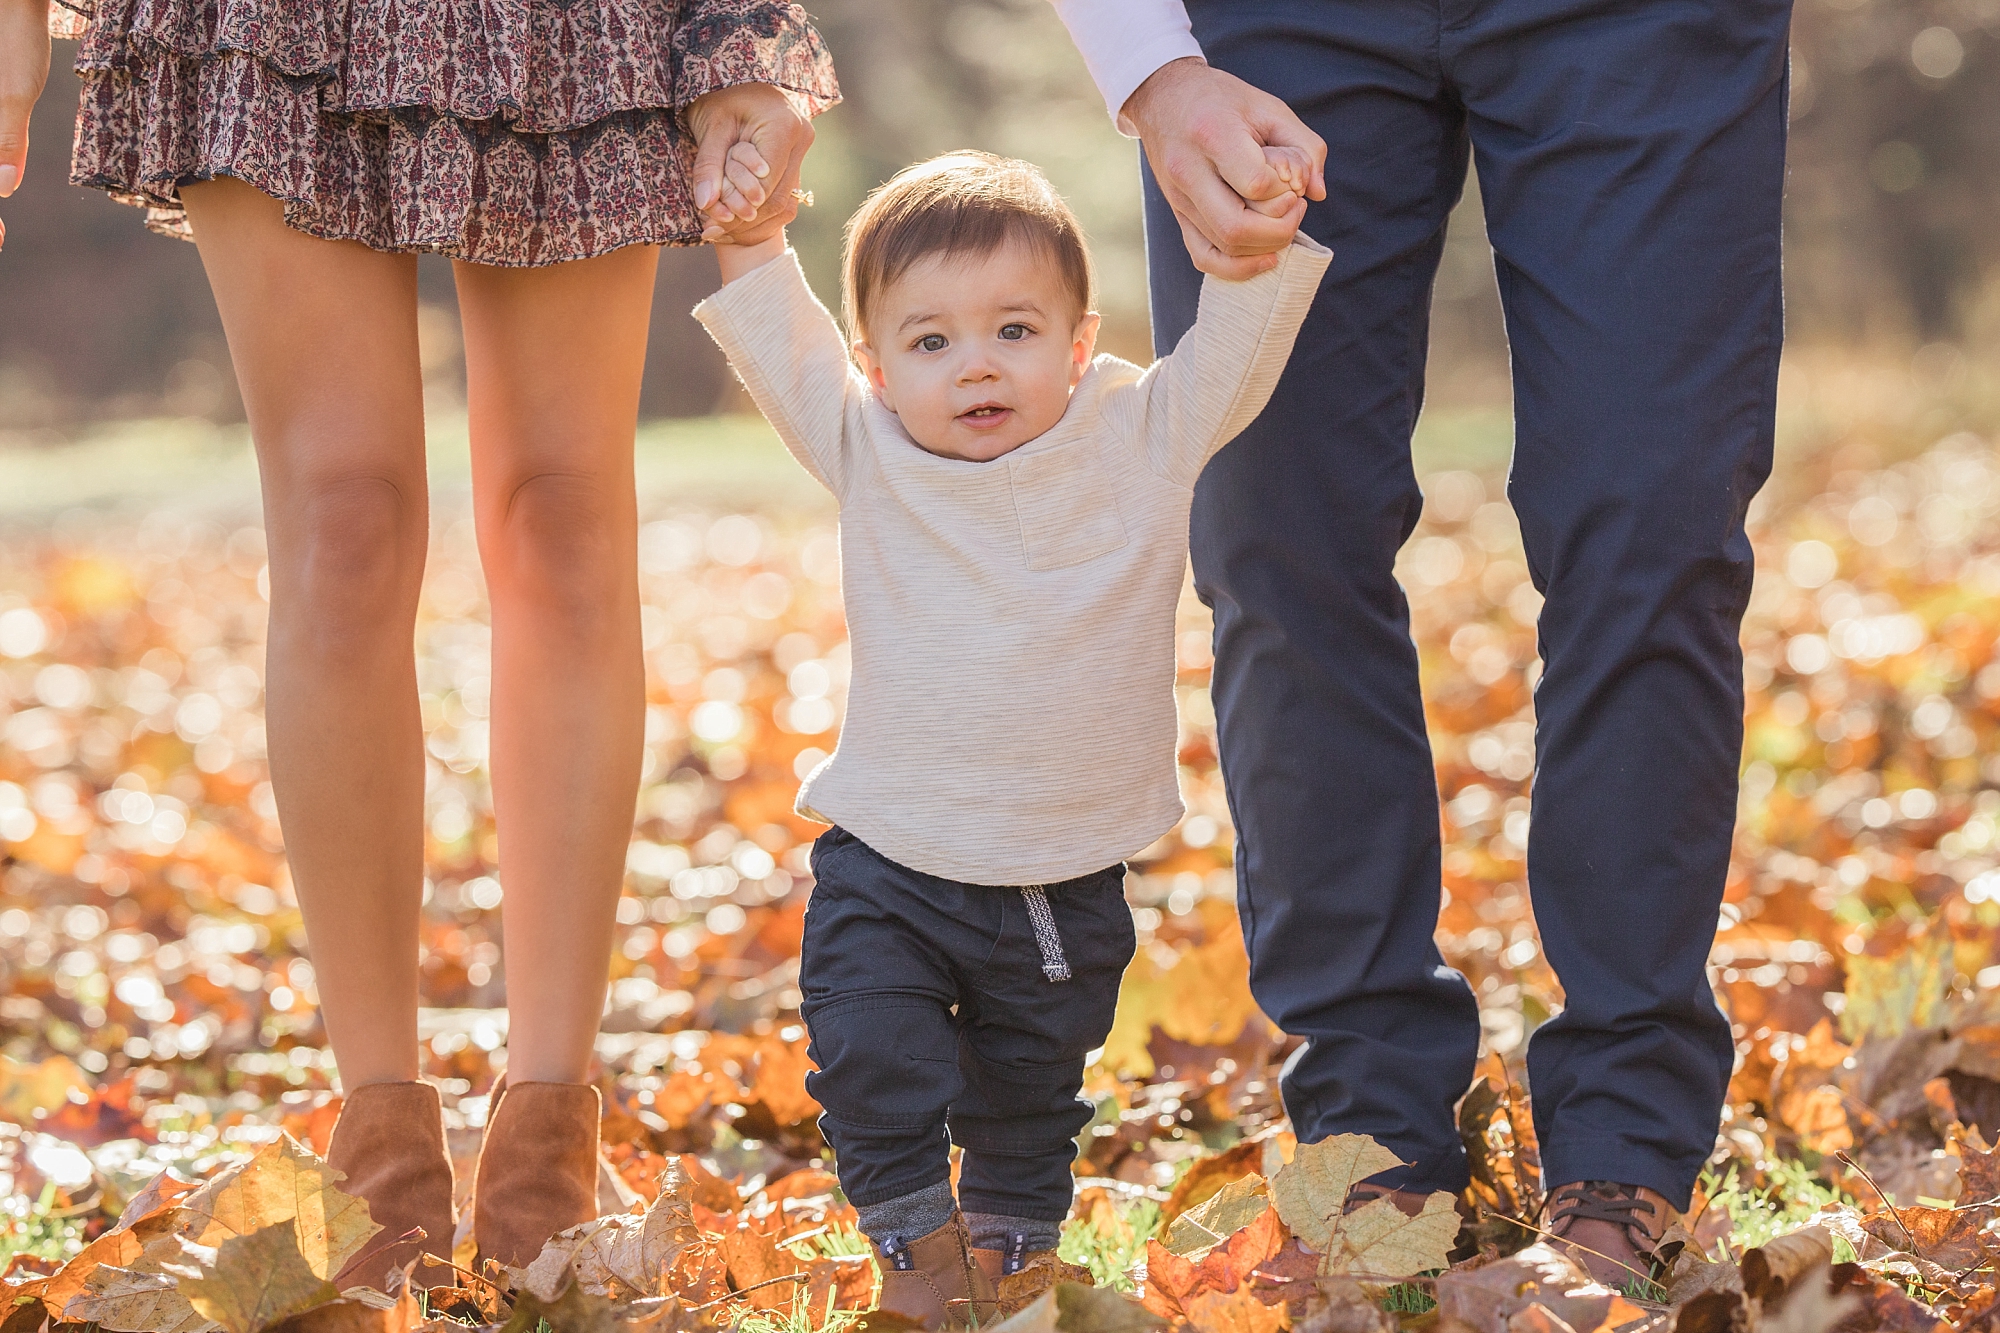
[0,0,53,250]
[686,81,813,247]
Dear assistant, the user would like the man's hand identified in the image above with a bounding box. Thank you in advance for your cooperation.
[0,0,53,250]
[1122,57,1327,279]
[687,82,814,248]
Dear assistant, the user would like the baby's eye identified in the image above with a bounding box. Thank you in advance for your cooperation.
[999,324,1029,341]
[916,334,947,353]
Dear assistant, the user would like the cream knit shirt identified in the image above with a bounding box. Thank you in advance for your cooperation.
[692,235,1330,886]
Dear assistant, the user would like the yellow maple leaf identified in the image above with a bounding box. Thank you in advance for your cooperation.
[178,1138,380,1283]
[1164,1175,1270,1258]
[180,1220,341,1333]
[1269,1135,1457,1279]
[1099,907,1267,1077]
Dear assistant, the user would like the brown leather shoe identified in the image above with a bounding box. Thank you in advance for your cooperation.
[971,1241,1091,1317]
[872,1212,998,1330]
[472,1081,602,1270]
[1544,1180,1677,1290]
[326,1081,457,1289]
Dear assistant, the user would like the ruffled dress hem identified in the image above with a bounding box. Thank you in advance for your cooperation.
[54,0,839,266]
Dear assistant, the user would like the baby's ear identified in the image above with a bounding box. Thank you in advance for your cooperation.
[1070,312,1103,382]
[851,339,893,405]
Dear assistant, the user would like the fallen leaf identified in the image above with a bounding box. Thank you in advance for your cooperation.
[519,1166,700,1302]
[1185,1284,1289,1333]
[1192,1208,1289,1296]
[1269,1135,1402,1257]
[180,1220,342,1333]
[1435,1243,1588,1333]
[178,1138,381,1283]
[67,1257,219,1333]
[1862,1204,1997,1269]
[1741,1228,1834,1304]
[988,1282,1166,1333]
[996,1252,1096,1317]
[1167,1176,1272,1257]
[1316,1192,1459,1279]
[1842,938,1952,1043]
[1290,1280,1394,1333]
[498,1273,622,1333]
[1163,1140,1269,1230]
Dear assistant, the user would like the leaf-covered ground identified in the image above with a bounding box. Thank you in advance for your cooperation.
[7,418,2000,1332]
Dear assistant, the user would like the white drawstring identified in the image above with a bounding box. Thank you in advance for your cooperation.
[1018,886,1070,982]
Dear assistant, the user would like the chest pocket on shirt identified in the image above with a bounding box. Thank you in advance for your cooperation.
[1007,444,1130,572]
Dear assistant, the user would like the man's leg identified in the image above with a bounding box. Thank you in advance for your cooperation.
[1449,0,1793,1207]
[1150,0,1482,1193]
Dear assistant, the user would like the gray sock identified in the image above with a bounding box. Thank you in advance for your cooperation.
[964,1211,1063,1260]
[855,1180,958,1250]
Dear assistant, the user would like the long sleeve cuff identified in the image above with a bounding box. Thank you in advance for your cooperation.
[1047,0,1204,131]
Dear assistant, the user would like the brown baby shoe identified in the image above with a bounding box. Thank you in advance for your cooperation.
[872,1211,998,1330]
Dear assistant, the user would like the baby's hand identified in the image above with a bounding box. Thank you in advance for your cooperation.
[700,141,775,242]
[1242,145,1315,220]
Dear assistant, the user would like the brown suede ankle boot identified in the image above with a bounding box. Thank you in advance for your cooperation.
[472,1081,602,1270]
[325,1081,457,1289]
[872,1212,998,1330]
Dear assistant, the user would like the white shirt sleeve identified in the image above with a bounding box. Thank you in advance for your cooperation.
[1047,0,1204,132]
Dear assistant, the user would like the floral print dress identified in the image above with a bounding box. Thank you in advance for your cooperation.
[48,0,839,266]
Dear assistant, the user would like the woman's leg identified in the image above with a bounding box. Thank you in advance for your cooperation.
[180,179,430,1089]
[452,245,659,1085]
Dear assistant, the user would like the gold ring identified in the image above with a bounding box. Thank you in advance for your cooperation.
[790,188,815,207]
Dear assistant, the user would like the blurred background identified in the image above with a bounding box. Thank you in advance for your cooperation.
[7,0,2000,1265]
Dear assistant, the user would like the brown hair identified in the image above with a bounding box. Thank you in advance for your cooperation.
[841,151,1095,342]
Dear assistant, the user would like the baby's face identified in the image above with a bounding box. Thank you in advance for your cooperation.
[853,241,1101,463]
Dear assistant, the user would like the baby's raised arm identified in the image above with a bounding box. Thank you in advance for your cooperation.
[1110,232,1333,489]
[692,240,869,500]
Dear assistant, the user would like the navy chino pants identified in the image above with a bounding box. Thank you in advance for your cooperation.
[1145,0,1792,1203]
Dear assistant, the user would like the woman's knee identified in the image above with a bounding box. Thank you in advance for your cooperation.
[481,471,634,632]
[270,473,426,653]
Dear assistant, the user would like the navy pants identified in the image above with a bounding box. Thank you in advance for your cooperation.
[1146,0,1791,1203]
[799,828,1135,1220]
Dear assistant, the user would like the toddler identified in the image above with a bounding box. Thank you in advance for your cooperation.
[694,151,1327,1328]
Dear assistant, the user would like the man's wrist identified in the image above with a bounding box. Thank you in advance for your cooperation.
[1118,55,1207,137]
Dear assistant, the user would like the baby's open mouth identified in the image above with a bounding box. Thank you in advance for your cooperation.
[959,404,1012,427]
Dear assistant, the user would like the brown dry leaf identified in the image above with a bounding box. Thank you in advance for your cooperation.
[1741,1227,1834,1304]
[178,1138,381,1283]
[497,1275,622,1333]
[1961,1138,2000,1205]
[1507,1303,1579,1333]
[180,1220,342,1333]
[519,1165,700,1302]
[1290,1280,1394,1333]
[1166,1175,1272,1257]
[718,1220,808,1312]
[119,1171,201,1228]
[988,1282,1166,1333]
[1863,1204,1998,1269]
[264,1287,424,1333]
[1185,1284,1289,1333]
[995,1252,1095,1318]
[1435,1243,1588,1333]
[1671,1289,1747,1333]
[67,1254,219,1333]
